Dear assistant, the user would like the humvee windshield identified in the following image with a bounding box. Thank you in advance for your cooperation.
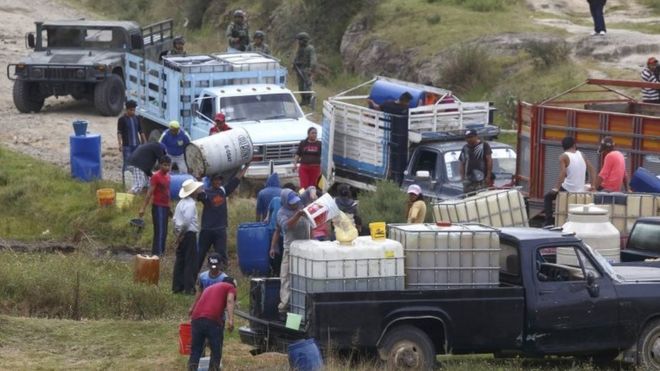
[44,27,126,49]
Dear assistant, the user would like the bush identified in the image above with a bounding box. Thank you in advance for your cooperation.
[524,40,571,69]
[358,180,408,226]
[439,44,499,96]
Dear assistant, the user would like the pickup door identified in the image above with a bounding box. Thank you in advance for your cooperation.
[308,287,525,353]
[524,242,621,354]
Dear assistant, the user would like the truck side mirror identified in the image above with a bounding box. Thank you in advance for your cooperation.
[26,33,35,49]
[130,34,143,50]
[586,272,599,298]
[415,170,431,180]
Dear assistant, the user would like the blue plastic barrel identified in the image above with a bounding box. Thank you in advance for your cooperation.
[237,222,271,276]
[288,338,324,371]
[70,134,102,181]
[170,174,194,200]
[630,167,660,193]
[72,120,88,136]
[368,79,425,108]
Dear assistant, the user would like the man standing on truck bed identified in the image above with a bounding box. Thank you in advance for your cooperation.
[293,32,316,106]
[593,136,630,192]
[459,129,493,194]
[368,92,413,185]
[226,10,250,52]
[543,136,596,226]
[641,57,660,104]
[159,121,191,173]
[117,100,146,186]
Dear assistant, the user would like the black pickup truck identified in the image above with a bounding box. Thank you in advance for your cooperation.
[238,228,660,370]
[621,217,660,262]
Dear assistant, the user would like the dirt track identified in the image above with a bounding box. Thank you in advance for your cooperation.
[0,0,124,183]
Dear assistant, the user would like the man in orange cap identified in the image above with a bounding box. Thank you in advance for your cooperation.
[209,113,231,135]
[641,57,660,104]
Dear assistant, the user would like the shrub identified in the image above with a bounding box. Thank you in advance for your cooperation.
[524,40,571,69]
[358,180,408,226]
[426,14,442,25]
[439,44,499,96]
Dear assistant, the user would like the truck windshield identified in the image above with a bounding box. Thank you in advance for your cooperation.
[45,27,125,49]
[444,147,517,182]
[221,93,303,122]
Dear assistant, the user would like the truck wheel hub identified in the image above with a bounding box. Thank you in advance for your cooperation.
[391,341,422,368]
[651,335,660,365]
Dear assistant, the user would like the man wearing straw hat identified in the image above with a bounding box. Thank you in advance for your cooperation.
[172,178,205,295]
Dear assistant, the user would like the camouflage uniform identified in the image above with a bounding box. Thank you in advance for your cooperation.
[293,40,317,105]
[225,22,250,52]
[246,42,271,55]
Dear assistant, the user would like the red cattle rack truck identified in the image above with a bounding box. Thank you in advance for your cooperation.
[516,79,660,221]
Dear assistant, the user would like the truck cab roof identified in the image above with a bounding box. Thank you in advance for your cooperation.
[40,20,140,31]
[499,227,581,245]
[201,84,291,97]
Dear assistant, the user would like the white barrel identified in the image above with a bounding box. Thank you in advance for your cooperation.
[185,128,253,178]
[558,204,620,265]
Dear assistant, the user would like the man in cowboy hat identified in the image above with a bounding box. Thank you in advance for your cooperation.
[172,178,205,294]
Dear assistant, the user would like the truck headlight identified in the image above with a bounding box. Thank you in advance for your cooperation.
[252,146,264,161]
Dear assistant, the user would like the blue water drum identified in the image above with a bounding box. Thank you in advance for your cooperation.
[70,134,102,182]
[72,120,88,136]
[237,222,271,276]
[170,173,194,200]
[368,79,425,108]
[630,167,660,193]
[288,338,324,371]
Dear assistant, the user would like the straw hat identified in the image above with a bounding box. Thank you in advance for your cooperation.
[179,179,204,198]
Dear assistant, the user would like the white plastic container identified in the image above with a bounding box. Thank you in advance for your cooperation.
[289,238,405,316]
[558,204,621,264]
[432,189,528,228]
[302,194,340,228]
[389,223,500,289]
[185,127,253,178]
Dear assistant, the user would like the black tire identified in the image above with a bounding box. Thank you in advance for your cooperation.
[378,325,436,370]
[13,80,44,113]
[638,319,660,370]
[94,74,124,116]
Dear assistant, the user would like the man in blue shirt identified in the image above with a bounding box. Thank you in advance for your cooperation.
[189,253,228,314]
[159,120,191,173]
[256,173,281,221]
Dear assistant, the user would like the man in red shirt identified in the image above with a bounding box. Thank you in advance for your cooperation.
[594,137,630,192]
[139,156,172,256]
[209,113,231,135]
[188,276,237,371]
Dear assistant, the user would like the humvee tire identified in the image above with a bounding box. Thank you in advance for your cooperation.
[94,74,125,116]
[13,80,44,113]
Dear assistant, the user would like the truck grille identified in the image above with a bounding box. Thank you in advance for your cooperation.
[263,143,297,162]
[44,68,80,80]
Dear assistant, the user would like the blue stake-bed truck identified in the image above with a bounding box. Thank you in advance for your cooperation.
[237,227,660,370]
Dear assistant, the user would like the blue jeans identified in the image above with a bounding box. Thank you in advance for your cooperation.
[198,228,228,270]
[151,205,169,256]
[589,0,606,33]
[188,318,224,371]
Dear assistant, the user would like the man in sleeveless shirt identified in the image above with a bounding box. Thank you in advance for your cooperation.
[543,137,596,226]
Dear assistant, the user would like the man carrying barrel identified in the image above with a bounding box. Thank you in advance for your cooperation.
[197,163,250,271]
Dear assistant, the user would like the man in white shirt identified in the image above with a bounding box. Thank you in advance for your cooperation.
[543,136,596,226]
[172,179,204,294]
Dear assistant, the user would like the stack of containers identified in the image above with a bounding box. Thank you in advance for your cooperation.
[162,55,232,73]
[215,53,281,85]
[289,237,405,316]
[389,223,500,289]
[432,189,528,227]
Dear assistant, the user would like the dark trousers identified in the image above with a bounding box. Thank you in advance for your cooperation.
[589,1,606,32]
[151,205,169,256]
[296,70,312,105]
[121,145,138,172]
[172,231,198,294]
[543,186,566,226]
[270,232,284,277]
[198,228,228,270]
[188,318,224,371]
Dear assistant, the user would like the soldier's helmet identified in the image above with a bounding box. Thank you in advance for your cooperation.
[254,30,265,39]
[173,36,185,46]
[233,9,246,18]
[296,32,310,41]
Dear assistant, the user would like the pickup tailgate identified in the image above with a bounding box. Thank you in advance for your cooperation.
[308,286,525,353]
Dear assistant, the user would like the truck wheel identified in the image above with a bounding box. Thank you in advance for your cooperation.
[379,325,436,370]
[94,74,124,116]
[638,319,660,370]
[13,80,44,113]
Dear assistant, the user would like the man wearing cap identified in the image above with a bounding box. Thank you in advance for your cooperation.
[406,184,426,223]
[272,188,310,317]
[198,163,251,271]
[188,276,237,371]
[246,30,271,55]
[192,253,227,299]
[159,121,191,173]
[459,130,493,194]
[139,155,172,256]
[641,57,660,104]
[226,9,250,52]
[209,113,231,135]
[127,142,167,194]
[593,137,629,192]
[293,32,316,106]
[172,178,204,294]
[160,36,187,60]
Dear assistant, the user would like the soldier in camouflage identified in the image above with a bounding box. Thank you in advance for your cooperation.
[226,10,250,52]
[246,30,271,55]
[293,32,317,106]
[159,36,186,61]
